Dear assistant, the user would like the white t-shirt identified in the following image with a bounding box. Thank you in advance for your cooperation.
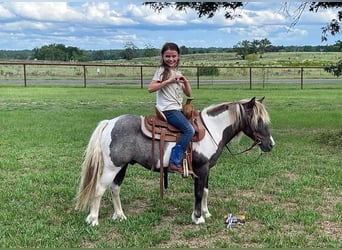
[152,67,183,111]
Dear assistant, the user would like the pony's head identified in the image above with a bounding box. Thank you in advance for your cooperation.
[204,97,274,152]
[238,97,275,152]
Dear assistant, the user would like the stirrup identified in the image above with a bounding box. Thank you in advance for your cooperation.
[182,158,198,178]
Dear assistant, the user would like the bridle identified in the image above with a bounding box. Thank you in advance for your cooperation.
[200,108,264,161]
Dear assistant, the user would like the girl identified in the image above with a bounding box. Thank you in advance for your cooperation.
[148,42,195,174]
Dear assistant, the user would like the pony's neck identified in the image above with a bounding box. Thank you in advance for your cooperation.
[201,108,239,148]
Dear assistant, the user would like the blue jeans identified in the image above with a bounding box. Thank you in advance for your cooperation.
[163,109,195,166]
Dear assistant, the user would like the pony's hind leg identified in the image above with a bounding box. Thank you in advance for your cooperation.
[86,183,107,226]
[110,183,127,221]
[110,165,128,221]
[86,167,118,226]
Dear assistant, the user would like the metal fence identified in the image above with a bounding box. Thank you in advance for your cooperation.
[0,61,341,89]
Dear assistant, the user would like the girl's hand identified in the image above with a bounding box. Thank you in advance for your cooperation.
[174,75,188,85]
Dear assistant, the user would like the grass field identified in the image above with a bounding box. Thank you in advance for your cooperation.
[0,85,341,248]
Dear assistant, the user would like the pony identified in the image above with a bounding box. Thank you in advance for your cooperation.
[75,97,275,226]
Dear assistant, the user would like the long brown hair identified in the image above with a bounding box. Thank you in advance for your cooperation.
[159,42,180,82]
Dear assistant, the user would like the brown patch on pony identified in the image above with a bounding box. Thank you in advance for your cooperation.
[205,103,229,117]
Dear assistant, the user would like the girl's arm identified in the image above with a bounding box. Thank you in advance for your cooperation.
[148,80,165,93]
[179,76,192,97]
[148,75,180,93]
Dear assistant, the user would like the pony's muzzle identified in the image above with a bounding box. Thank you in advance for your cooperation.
[259,135,275,152]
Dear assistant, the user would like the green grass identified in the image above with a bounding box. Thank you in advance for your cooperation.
[0,86,341,248]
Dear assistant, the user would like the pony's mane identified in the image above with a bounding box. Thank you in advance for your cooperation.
[204,99,270,129]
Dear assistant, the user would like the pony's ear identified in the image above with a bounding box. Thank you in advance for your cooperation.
[246,97,256,109]
[258,96,265,103]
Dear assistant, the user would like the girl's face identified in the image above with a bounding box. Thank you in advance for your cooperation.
[162,49,179,68]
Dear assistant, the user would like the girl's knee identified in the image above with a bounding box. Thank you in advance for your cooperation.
[188,125,195,136]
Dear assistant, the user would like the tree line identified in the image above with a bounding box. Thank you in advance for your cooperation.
[0,40,341,61]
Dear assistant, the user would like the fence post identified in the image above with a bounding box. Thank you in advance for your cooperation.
[300,67,304,89]
[196,66,200,89]
[23,63,27,87]
[140,66,143,89]
[83,65,87,88]
[249,67,252,90]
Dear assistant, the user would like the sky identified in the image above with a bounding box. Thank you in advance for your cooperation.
[0,1,340,51]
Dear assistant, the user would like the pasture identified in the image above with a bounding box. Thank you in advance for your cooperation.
[1,51,342,90]
[0,85,341,248]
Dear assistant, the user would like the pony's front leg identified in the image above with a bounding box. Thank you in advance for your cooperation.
[110,182,127,221]
[191,173,207,225]
[86,184,106,226]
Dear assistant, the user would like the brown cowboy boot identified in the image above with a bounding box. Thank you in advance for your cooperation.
[168,145,184,174]
[168,163,184,174]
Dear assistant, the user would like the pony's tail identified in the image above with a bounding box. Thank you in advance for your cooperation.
[75,120,109,211]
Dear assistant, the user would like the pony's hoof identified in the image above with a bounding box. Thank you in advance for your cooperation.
[112,212,127,221]
[86,214,99,226]
[203,211,212,218]
[192,212,205,225]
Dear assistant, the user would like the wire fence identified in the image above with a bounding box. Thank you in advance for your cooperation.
[0,61,341,89]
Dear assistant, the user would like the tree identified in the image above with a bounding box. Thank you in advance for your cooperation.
[324,60,342,77]
[324,40,342,77]
[180,45,189,55]
[33,44,88,61]
[92,50,105,61]
[143,43,159,58]
[307,2,342,42]
[144,2,243,19]
[144,2,341,41]
[232,38,273,60]
[122,42,138,60]
[250,39,260,54]
[233,40,251,60]
[258,38,272,57]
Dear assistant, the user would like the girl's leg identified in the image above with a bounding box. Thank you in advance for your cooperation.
[163,110,195,172]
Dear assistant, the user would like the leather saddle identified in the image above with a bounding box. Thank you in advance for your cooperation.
[141,109,205,143]
[140,98,206,198]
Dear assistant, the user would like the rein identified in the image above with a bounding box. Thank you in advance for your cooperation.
[225,140,259,155]
[224,143,263,163]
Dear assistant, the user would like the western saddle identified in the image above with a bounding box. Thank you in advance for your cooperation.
[141,98,206,198]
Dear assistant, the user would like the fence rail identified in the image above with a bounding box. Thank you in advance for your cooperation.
[0,61,341,89]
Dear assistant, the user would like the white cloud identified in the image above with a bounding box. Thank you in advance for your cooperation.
[141,5,190,26]
[9,2,81,21]
[0,4,14,19]
[0,1,339,50]
[82,2,137,25]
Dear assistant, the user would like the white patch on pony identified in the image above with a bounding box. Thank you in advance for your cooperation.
[194,109,233,159]
[152,142,176,169]
[270,135,275,146]
[101,118,118,169]
[201,188,212,218]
